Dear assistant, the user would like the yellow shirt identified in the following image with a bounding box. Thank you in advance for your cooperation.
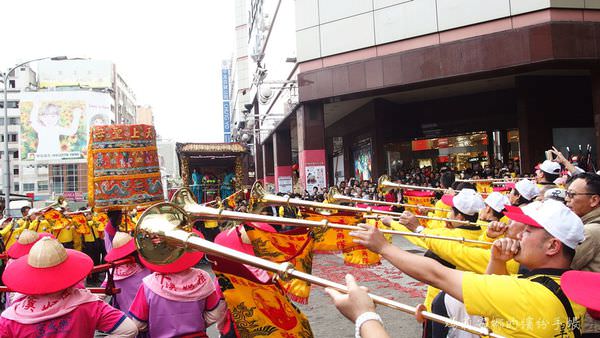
[83,221,103,242]
[423,237,520,274]
[421,225,484,310]
[29,219,51,233]
[0,221,27,250]
[204,220,219,229]
[463,271,586,337]
[54,224,75,243]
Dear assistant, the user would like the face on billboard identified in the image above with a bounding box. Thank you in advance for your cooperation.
[20,91,113,161]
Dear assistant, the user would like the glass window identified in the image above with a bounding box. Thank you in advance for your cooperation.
[23,183,35,191]
[13,183,19,192]
[9,117,19,125]
[37,181,49,191]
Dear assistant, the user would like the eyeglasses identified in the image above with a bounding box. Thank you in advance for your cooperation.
[565,190,598,198]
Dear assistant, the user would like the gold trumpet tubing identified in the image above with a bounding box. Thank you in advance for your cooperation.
[138,218,503,338]
[455,178,517,183]
[332,194,447,212]
[383,182,449,193]
[363,216,492,246]
[64,208,93,216]
[257,193,405,217]
[364,214,485,228]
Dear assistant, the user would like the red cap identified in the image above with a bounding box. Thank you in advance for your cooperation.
[441,194,454,207]
[503,205,524,215]
[561,270,600,311]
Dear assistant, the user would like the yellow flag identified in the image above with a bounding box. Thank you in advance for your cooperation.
[215,271,314,338]
[246,227,314,304]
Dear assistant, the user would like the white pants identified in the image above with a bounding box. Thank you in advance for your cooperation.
[445,294,485,338]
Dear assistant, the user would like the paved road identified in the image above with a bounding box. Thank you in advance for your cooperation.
[98,236,427,337]
[206,235,426,337]
[298,236,426,338]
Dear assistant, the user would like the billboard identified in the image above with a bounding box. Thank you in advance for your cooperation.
[38,59,113,89]
[19,91,114,161]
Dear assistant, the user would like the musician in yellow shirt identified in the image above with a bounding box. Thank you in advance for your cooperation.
[351,199,587,338]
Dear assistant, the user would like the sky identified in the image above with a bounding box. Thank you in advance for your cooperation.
[0,0,234,142]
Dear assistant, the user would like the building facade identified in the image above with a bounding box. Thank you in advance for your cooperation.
[1,59,138,203]
[249,1,600,191]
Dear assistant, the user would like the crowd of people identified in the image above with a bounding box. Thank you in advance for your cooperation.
[0,146,599,337]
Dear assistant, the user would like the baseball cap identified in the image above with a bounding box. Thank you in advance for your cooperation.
[561,271,600,312]
[538,160,561,175]
[441,189,485,216]
[504,199,584,249]
[484,192,510,213]
[544,188,566,202]
[514,179,540,201]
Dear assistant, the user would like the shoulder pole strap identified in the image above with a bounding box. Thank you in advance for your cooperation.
[531,276,582,338]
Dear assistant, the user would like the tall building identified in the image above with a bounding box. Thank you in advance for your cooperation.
[6,59,139,204]
[248,1,600,191]
[0,65,37,196]
[230,0,298,191]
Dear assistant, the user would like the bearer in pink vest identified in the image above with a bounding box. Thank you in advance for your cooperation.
[0,237,137,337]
[103,232,151,314]
[129,230,226,338]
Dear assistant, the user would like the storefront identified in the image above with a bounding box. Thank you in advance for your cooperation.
[385,131,521,176]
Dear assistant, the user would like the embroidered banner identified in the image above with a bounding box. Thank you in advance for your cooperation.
[87,124,163,210]
[215,272,314,338]
[403,190,436,226]
[246,227,314,304]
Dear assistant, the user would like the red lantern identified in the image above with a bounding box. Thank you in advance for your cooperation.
[291,163,299,171]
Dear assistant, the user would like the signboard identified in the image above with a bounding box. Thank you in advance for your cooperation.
[223,101,231,133]
[19,91,113,162]
[305,165,326,191]
[38,59,113,89]
[277,176,293,194]
[222,69,230,100]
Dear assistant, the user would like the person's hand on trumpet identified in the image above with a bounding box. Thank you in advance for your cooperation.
[398,211,420,232]
[486,221,509,239]
[350,224,391,255]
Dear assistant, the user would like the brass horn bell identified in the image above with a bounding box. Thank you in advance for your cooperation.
[135,202,196,266]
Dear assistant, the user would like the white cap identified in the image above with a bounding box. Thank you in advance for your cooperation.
[539,160,561,175]
[443,189,485,216]
[505,199,584,249]
[544,188,567,202]
[515,179,540,201]
[484,192,510,213]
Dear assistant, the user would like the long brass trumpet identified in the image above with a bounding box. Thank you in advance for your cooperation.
[170,188,465,241]
[245,182,407,218]
[328,187,448,212]
[363,214,486,228]
[378,175,450,194]
[134,202,503,338]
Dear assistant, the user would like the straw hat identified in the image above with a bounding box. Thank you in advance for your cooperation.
[2,237,93,295]
[104,232,136,262]
[139,229,204,274]
[7,229,54,259]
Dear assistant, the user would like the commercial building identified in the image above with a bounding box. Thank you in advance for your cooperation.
[247,1,600,191]
[5,59,138,203]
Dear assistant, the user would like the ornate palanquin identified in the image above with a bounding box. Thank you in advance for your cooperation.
[176,142,251,192]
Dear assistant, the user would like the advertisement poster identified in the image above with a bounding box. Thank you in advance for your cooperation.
[277,176,293,194]
[353,142,372,181]
[305,165,326,191]
[20,91,113,161]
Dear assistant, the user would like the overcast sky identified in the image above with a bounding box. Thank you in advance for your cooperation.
[0,0,234,142]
